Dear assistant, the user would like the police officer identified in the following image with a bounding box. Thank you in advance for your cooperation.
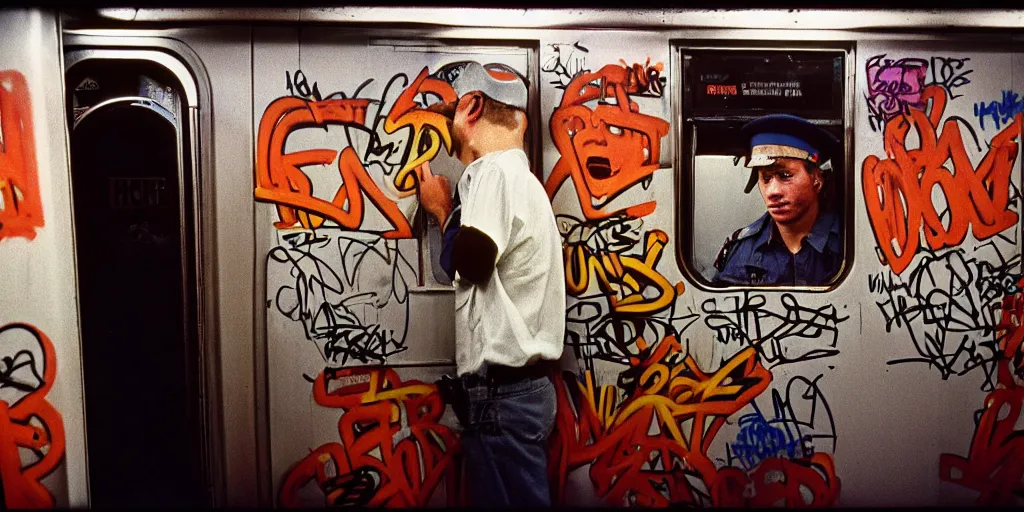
[712,114,842,286]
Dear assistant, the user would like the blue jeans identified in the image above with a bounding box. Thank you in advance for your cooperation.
[459,373,556,507]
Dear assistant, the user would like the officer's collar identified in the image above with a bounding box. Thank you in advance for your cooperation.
[757,209,840,254]
[807,209,841,253]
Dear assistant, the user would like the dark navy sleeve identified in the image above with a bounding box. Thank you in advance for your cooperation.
[711,230,741,284]
[712,238,763,285]
[439,191,461,281]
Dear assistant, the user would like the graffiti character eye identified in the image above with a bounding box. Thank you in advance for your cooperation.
[565,116,585,138]
[608,125,623,136]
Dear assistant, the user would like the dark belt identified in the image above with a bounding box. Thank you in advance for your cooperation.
[463,359,557,388]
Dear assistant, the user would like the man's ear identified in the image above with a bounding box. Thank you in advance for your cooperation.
[516,110,528,136]
[463,93,484,123]
[812,167,825,190]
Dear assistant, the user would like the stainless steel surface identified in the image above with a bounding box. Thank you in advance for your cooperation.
[44,14,1024,509]
[62,26,1024,47]
[71,96,172,127]
[89,7,1024,31]
[161,28,254,507]
[54,12,91,509]
[0,8,89,509]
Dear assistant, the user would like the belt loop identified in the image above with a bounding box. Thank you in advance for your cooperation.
[482,362,498,398]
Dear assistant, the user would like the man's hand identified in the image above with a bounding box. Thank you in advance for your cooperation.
[417,161,452,225]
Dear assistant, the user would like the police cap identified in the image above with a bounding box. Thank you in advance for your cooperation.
[740,114,840,193]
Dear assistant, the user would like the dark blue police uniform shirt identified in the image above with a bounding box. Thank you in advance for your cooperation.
[712,209,842,286]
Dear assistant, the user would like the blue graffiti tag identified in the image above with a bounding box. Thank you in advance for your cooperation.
[729,408,809,470]
[974,90,1024,131]
[718,374,836,470]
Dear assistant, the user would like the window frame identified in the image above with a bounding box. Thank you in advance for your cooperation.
[670,39,857,293]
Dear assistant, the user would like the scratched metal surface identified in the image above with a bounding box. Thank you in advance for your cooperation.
[0,9,86,509]
[161,28,257,507]
[84,8,1024,31]
[250,28,538,506]
[49,18,1024,509]
[848,42,1024,506]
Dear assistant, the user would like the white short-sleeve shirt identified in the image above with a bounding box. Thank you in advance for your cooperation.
[454,148,565,376]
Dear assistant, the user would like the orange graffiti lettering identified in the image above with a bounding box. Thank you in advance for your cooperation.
[280,367,460,508]
[0,323,65,509]
[862,84,1021,274]
[939,276,1024,505]
[0,71,43,241]
[712,453,841,507]
[939,387,1024,505]
[546,61,670,220]
[548,341,770,507]
[999,283,1024,378]
[279,444,373,507]
[255,97,413,237]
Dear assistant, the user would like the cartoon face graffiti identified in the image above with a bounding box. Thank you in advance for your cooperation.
[547,62,670,220]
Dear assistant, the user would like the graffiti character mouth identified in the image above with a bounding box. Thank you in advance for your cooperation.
[586,156,614,179]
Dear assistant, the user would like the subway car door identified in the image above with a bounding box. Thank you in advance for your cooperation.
[64,54,208,507]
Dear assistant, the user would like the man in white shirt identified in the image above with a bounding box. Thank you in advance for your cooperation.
[416,61,565,507]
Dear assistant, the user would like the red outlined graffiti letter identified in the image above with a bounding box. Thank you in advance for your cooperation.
[0,71,43,241]
[0,323,65,509]
[862,84,1021,274]
[255,97,413,237]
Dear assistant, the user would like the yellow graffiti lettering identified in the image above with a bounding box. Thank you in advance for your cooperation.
[383,67,457,197]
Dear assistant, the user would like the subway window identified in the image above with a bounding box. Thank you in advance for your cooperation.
[678,45,853,289]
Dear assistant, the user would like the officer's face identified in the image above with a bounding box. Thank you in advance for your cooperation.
[756,158,821,225]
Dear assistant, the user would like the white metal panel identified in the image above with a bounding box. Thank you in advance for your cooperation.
[0,8,87,509]
[95,8,1024,31]
[846,41,1023,507]
[172,28,259,507]
[252,28,532,506]
[54,21,1024,509]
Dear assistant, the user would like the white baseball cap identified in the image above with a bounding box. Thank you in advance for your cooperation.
[430,60,528,111]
